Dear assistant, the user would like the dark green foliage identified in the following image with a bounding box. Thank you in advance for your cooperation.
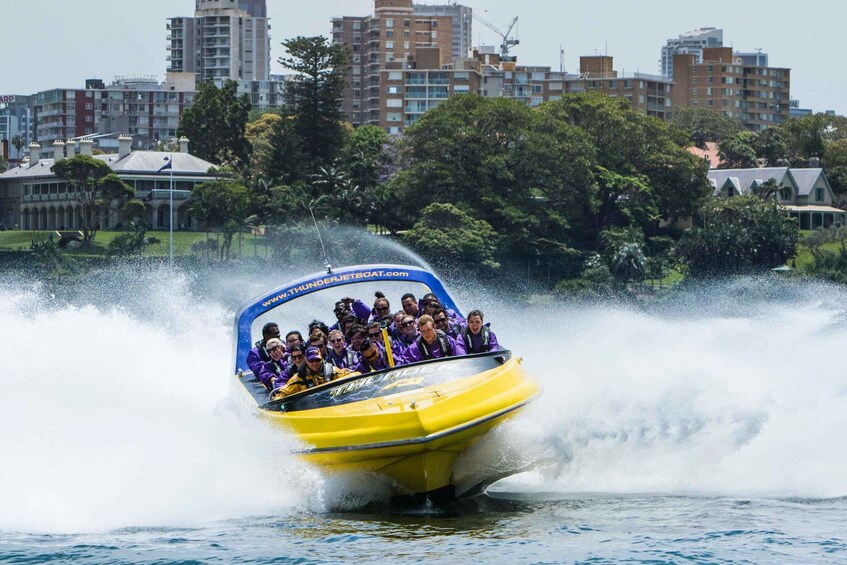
[803,226,847,284]
[676,196,799,277]
[752,127,788,166]
[553,265,616,299]
[673,107,743,145]
[107,223,150,257]
[718,132,758,169]
[177,80,252,167]
[279,36,350,174]
[611,243,647,283]
[51,155,135,248]
[404,202,500,272]
[190,180,250,260]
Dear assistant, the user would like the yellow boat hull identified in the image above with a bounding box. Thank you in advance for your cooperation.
[250,355,538,498]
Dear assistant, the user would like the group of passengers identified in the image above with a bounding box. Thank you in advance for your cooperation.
[245,292,501,398]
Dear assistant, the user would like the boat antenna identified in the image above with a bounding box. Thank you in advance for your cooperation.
[309,204,332,274]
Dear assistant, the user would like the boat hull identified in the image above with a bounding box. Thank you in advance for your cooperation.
[248,353,538,498]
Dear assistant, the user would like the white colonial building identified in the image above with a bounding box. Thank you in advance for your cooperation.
[0,136,218,231]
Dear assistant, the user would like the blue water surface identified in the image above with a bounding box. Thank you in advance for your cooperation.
[3,494,846,564]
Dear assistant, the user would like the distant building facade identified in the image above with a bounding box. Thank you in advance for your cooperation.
[708,167,845,229]
[0,95,35,164]
[0,137,218,231]
[660,27,723,79]
[168,0,270,82]
[332,0,461,128]
[672,47,790,131]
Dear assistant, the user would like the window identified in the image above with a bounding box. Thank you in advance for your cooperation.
[386,99,402,108]
[388,71,402,81]
[816,187,825,202]
[385,18,393,28]
[385,41,394,49]
[387,86,401,94]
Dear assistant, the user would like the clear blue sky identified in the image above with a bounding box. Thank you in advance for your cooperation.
[1,0,841,114]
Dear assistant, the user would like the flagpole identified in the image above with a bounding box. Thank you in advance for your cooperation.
[169,153,174,269]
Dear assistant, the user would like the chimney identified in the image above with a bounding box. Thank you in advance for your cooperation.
[66,139,76,158]
[118,134,133,159]
[28,142,41,166]
[53,140,66,163]
[178,136,190,153]
[79,139,93,156]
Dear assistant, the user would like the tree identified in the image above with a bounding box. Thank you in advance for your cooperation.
[404,203,500,272]
[611,242,647,283]
[11,135,25,155]
[254,111,307,185]
[718,131,758,169]
[397,94,595,274]
[190,180,250,260]
[177,80,252,167]
[0,153,5,173]
[673,107,743,145]
[676,196,799,277]
[541,92,711,240]
[52,155,134,248]
[279,36,350,174]
[752,127,787,166]
[778,113,847,163]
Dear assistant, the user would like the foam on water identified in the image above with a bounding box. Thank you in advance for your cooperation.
[2,263,847,534]
[489,280,847,499]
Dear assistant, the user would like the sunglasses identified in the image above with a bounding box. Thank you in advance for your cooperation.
[330,338,344,344]
[291,354,305,361]
[434,318,447,323]
[401,321,415,328]
[268,345,282,351]
[368,332,381,338]
[312,343,325,348]
[375,305,390,312]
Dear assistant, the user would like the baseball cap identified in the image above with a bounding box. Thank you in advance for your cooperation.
[305,346,322,362]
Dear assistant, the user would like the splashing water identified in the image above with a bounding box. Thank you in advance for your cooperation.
[2,260,847,535]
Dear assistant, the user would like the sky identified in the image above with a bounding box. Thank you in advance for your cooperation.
[1,0,842,114]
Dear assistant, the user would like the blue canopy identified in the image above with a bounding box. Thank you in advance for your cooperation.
[233,264,460,375]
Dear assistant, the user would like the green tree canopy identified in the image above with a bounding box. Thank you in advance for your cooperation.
[404,202,500,272]
[51,155,134,247]
[718,131,758,169]
[541,93,711,240]
[673,107,743,146]
[279,36,350,174]
[190,180,250,260]
[393,94,595,275]
[177,80,252,167]
[676,196,799,277]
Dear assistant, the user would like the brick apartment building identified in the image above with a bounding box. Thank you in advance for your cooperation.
[672,47,790,131]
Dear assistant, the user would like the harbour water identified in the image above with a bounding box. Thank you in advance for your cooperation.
[2,265,847,563]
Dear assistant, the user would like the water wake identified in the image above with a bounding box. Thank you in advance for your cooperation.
[2,263,846,533]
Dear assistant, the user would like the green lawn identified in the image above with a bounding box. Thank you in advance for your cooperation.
[0,230,272,258]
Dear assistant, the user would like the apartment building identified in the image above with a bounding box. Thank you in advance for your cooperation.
[0,95,35,163]
[672,47,790,131]
[412,3,472,61]
[168,0,270,82]
[660,28,723,79]
[33,78,195,150]
[332,0,459,127]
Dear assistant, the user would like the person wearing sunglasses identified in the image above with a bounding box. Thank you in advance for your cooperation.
[394,315,418,351]
[309,334,329,361]
[282,344,307,380]
[328,297,370,332]
[421,293,465,325]
[366,321,385,347]
[459,310,500,353]
[246,321,280,377]
[354,339,390,374]
[370,292,393,325]
[256,337,289,390]
[326,329,357,369]
[432,307,462,339]
[399,314,466,364]
[273,346,350,399]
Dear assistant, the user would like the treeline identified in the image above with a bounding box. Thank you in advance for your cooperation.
[174,35,829,288]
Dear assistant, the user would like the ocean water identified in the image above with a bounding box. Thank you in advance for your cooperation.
[2,263,847,563]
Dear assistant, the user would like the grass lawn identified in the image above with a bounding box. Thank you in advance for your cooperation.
[0,230,272,258]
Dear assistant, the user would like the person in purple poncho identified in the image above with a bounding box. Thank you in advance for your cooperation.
[459,310,500,353]
[326,329,357,369]
[432,307,462,339]
[353,339,391,374]
[400,314,466,364]
[255,338,289,390]
[246,322,280,376]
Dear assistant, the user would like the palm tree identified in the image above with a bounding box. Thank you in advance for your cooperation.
[611,243,647,284]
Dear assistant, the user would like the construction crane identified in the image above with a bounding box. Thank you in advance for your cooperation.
[473,12,519,62]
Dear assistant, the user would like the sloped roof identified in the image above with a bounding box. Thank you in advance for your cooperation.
[788,168,827,196]
[687,141,722,169]
[707,167,793,196]
[0,151,217,181]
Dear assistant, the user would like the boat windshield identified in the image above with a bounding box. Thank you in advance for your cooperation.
[250,279,441,344]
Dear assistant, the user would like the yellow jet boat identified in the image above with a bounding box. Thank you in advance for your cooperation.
[233,264,539,500]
